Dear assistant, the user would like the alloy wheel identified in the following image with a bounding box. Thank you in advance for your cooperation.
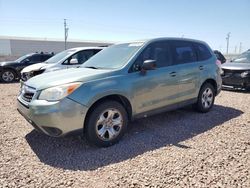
[2,71,15,82]
[95,108,123,141]
[201,88,214,109]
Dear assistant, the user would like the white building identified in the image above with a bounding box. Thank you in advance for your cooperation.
[0,36,112,56]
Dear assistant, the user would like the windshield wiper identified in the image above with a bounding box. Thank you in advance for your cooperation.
[84,66,99,69]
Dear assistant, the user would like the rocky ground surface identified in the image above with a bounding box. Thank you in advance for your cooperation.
[0,83,249,187]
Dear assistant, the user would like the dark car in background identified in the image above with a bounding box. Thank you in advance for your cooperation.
[214,50,226,64]
[0,52,53,83]
[221,49,250,90]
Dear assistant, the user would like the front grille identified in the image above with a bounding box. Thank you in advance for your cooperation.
[22,93,34,102]
[20,85,36,103]
[222,69,244,78]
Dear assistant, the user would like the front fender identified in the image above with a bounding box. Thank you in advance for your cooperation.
[68,75,132,108]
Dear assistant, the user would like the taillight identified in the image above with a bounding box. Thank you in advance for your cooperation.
[216,60,221,66]
[216,60,223,74]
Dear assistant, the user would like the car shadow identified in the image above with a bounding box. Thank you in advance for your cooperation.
[25,104,243,171]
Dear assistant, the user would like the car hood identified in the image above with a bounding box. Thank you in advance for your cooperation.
[221,62,250,70]
[0,61,17,66]
[21,62,52,73]
[25,68,114,90]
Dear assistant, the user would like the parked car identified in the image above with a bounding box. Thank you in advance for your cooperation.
[21,47,104,81]
[0,52,53,83]
[221,49,250,90]
[214,50,226,64]
[17,38,222,147]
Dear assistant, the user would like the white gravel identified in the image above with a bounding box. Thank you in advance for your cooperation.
[0,83,249,187]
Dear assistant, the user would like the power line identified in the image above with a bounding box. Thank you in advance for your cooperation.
[226,32,231,54]
[239,42,242,53]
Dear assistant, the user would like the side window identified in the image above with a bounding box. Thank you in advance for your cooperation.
[41,55,52,61]
[195,43,212,61]
[29,55,42,63]
[172,41,197,64]
[93,49,102,55]
[82,50,95,61]
[65,50,95,65]
[130,41,172,72]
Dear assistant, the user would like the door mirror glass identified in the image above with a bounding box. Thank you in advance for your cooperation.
[141,59,156,71]
[70,58,78,64]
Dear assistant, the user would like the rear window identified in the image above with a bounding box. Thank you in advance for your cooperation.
[29,54,42,62]
[41,54,53,61]
[195,43,212,61]
[172,41,197,64]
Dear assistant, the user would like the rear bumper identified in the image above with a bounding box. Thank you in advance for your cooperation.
[17,96,88,137]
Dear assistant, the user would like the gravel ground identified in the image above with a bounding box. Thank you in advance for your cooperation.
[0,83,249,187]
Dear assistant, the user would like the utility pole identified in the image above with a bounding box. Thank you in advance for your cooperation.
[64,19,69,50]
[226,32,231,54]
[235,46,237,54]
[239,42,242,54]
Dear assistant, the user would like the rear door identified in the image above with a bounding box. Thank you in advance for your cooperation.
[170,40,201,101]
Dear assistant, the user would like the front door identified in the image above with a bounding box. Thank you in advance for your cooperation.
[129,41,181,115]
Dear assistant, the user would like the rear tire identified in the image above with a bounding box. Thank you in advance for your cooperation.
[85,100,128,147]
[194,83,215,113]
[0,69,17,83]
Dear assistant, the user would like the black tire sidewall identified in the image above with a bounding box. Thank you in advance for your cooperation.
[196,83,215,113]
[85,100,128,147]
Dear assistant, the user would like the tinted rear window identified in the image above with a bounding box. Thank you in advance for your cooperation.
[195,43,212,61]
[42,54,53,61]
[29,54,42,62]
[172,41,197,64]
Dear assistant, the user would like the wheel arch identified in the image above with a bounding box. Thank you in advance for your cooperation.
[83,94,132,132]
[201,78,218,95]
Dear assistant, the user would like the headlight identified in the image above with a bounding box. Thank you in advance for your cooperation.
[38,82,82,101]
[241,71,250,78]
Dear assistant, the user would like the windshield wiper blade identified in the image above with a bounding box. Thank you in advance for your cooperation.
[84,66,99,69]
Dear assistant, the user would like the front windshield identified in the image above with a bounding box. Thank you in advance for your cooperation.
[15,54,32,62]
[233,51,250,63]
[45,49,77,64]
[82,43,144,69]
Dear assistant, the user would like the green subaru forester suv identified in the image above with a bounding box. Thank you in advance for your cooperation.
[17,38,222,147]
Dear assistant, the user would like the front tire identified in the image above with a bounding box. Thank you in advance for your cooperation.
[0,69,17,83]
[194,83,215,113]
[85,100,128,147]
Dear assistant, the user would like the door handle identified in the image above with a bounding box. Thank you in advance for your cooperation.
[199,66,204,70]
[170,72,176,77]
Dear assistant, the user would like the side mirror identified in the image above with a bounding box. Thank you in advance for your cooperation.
[70,58,78,64]
[141,60,156,71]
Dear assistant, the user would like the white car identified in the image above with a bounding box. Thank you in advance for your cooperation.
[21,47,104,81]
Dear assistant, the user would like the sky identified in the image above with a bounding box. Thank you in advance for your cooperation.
[0,0,250,53]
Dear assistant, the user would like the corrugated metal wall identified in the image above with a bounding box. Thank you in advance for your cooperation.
[0,38,111,56]
[0,39,11,55]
